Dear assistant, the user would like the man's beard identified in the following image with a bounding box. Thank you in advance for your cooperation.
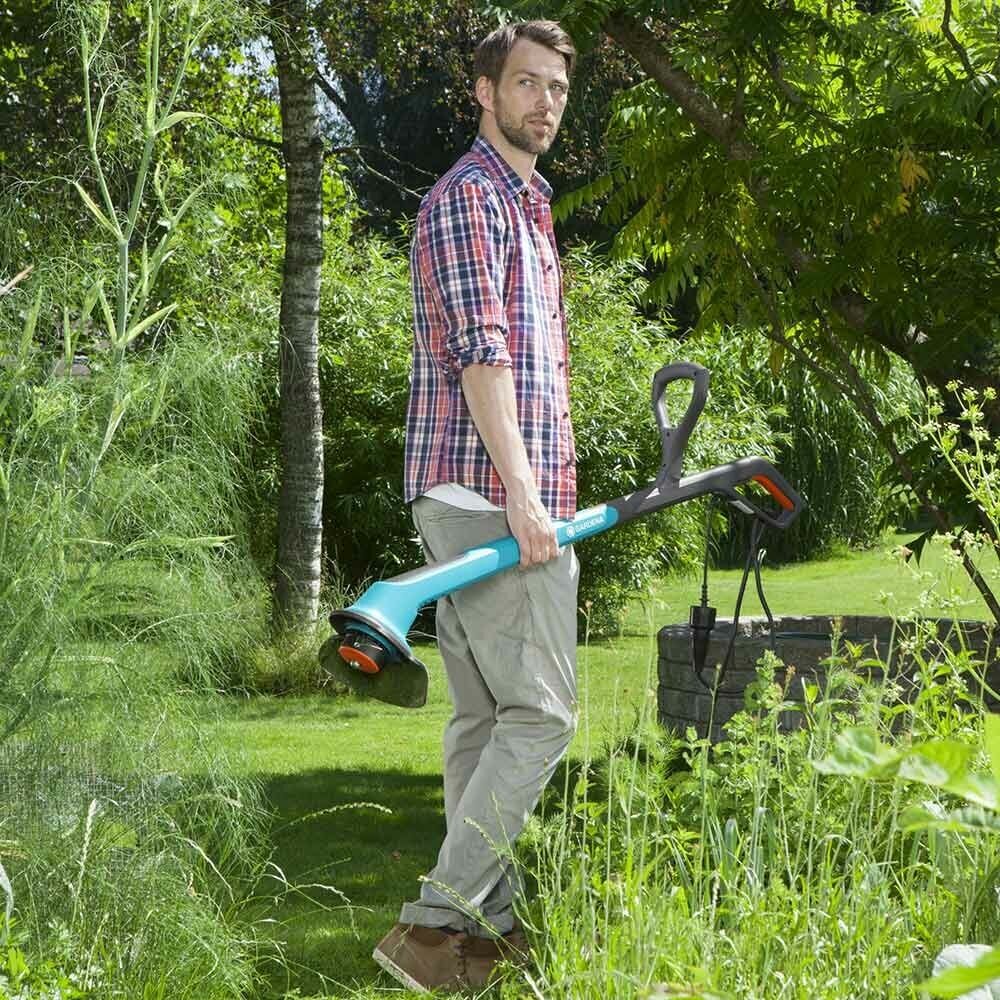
[494,98,557,155]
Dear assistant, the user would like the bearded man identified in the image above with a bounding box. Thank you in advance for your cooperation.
[373,20,579,994]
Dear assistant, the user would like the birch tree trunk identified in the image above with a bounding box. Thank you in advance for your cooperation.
[270,0,325,628]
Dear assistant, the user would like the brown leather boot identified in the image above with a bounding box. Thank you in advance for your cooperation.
[372,923,469,993]
[503,927,530,957]
[464,930,532,989]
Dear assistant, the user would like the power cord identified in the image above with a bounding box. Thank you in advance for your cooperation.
[692,503,777,695]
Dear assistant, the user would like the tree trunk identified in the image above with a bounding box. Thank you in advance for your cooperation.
[271,0,325,629]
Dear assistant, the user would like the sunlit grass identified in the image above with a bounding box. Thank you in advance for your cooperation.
[212,530,1000,997]
[623,531,1000,635]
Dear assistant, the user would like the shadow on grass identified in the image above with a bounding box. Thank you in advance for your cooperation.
[255,765,444,998]
[225,698,368,722]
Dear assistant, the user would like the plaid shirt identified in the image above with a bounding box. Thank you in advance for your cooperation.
[404,136,576,520]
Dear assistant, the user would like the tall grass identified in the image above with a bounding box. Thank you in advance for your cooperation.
[0,277,276,993]
[2,691,271,1000]
[75,329,272,690]
[505,639,997,999]
[0,3,277,993]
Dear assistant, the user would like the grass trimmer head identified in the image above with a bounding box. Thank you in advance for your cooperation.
[319,362,805,708]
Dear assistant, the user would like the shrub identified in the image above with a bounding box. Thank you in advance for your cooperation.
[716,340,921,564]
[320,234,418,584]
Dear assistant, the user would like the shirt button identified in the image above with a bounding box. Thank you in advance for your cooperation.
[551,312,558,319]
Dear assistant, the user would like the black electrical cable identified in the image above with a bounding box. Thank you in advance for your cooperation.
[700,497,712,608]
[753,543,776,655]
[695,515,769,695]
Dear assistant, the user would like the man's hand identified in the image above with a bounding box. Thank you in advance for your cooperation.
[507,488,558,568]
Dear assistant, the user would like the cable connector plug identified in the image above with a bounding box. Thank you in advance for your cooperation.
[689,601,717,674]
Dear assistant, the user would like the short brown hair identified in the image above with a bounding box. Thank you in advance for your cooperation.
[474,20,577,85]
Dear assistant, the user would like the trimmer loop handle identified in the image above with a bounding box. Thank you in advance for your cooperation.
[652,361,710,484]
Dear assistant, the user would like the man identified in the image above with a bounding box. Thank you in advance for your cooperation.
[371,19,580,995]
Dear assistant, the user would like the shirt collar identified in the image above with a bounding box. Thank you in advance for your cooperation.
[471,135,553,204]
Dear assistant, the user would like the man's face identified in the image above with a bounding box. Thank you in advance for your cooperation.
[484,38,570,156]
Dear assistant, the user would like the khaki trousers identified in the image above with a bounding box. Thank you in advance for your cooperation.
[399,497,578,937]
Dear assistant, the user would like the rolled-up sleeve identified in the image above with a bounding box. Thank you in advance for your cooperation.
[419,180,513,377]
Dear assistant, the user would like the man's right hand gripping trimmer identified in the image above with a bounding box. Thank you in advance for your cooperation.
[318,362,804,707]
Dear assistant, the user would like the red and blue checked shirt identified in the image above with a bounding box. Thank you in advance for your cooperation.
[404,136,577,520]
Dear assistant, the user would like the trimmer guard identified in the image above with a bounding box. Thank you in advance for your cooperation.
[323,362,805,708]
[318,628,428,708]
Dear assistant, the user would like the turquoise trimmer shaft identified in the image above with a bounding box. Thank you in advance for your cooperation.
[319,362,804,707]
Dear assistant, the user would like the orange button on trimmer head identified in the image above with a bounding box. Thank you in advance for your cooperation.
[338,631,390,675]
[339,644,381,674]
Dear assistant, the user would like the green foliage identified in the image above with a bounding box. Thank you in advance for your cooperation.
[0,921,88,999]
[815,711,1000,996]
[241,621,335,695]
[718,340,921,563]
[810,389,1000,995]
[320,233,419,584]
[0,5,277,991]
[929,382,1000,533]
[512,634,1000,999]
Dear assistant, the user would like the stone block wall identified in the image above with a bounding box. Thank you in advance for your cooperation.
[658,615,999,741]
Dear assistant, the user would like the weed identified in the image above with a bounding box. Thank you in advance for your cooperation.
[503,631,998,999]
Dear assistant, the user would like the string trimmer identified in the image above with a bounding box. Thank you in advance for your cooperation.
[319,362,804,707]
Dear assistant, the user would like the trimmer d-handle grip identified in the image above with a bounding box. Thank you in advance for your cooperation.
[724,462,801,530]
[752,473,797,515]
[652,362,710,483]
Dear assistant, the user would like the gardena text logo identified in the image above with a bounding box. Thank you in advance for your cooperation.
[565,515,604,539]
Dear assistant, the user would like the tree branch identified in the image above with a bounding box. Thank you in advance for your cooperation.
[329,145,428,202]
[602,11,757,161]
[764,47,804,106]
[749,44,848,136]
[209,117,282,152]
[313,71,351,120]
[328,144,440,182]
[0,265,33,298]
[942,0,976,80]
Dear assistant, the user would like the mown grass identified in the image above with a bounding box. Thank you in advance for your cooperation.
[211,531,1000,998]
[624,528,999,634]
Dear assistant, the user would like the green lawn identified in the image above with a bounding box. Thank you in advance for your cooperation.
[213,533,999,999]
